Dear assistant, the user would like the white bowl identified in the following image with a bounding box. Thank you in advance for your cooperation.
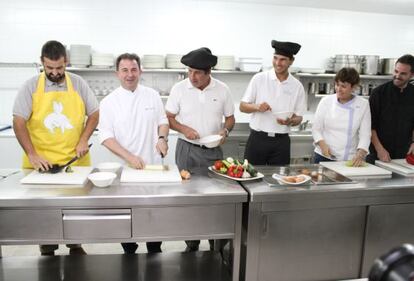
[96,162,121,173]
[273,111,293,120]
[199,134,223,148]
[88,172,117,187]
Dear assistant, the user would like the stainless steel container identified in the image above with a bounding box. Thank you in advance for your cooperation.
[361,55,379,75]
[381,58,397,74]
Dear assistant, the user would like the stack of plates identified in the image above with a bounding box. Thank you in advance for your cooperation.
[69,45,91,67]
[165,54,185,69]
[214,56,235,70]
[238,57,262,72]
[91,53,114,68]
[142,55,165,69]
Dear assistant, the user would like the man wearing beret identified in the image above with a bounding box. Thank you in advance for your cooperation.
[240,40,306,165]
[165,47,235,252]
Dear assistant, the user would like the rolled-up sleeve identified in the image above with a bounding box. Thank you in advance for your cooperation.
[97,99,115,144]
[312,97,327,144]
[357,102,372,152]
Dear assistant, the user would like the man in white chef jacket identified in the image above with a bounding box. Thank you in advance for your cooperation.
[165,47,235,252]
[98,53,169,254]
[240,40,306,165]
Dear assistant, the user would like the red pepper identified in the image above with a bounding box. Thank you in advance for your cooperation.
[227,165,244,178]
[407,154,414,165]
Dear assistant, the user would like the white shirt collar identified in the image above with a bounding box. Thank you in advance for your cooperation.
[269,69,293,83]
[186,77,216,90]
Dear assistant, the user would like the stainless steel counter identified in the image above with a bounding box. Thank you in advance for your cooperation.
[0,170,247,281]
[240,166,414,281]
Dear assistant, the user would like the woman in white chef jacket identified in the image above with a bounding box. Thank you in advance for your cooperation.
[312,67,371,167]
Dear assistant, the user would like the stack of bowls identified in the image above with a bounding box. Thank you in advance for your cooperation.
[142,55,165,69]
[165,54,185,69]
[214,56,236,71]
[238,57,263,72]
[91,53,114,68]
[69,45,91,67]
[334,54,360,73]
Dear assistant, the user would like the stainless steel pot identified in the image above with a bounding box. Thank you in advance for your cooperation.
[361,55,379,75]
[381,58,397,75]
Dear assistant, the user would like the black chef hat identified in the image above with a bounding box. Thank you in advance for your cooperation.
[181,47,217,70]
[271,40,301,59]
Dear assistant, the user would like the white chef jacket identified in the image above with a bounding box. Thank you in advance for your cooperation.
[98,85,168,165]
[312,94,371,160]
[165,77,234,144]
[241,69,306,134]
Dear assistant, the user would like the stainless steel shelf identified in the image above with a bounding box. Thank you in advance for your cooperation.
[0,251,231,281]
[296,72,393,80]
[66,67,257,75]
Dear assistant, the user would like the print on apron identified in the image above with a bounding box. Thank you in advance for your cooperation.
[44,101,74,133]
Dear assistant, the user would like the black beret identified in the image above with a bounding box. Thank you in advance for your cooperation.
[271,40,301,58]
[181,47,217,70]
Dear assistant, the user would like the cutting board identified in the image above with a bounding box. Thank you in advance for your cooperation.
[20,166,94,185]
[375,159,414,176]
[320,161,392,178]
[121,165,182,183]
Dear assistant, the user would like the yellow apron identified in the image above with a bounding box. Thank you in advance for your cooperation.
[23,72,90,168]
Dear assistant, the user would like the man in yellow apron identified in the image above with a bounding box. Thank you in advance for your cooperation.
[12,40,99,255]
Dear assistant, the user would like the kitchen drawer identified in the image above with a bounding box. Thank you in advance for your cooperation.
[63,209,131,240]
[0,209,62,240]
[132,204,236,238]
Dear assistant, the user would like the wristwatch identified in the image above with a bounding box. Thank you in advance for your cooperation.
[158,136,168,142]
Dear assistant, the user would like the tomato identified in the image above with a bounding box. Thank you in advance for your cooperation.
[214,160,224,170]
[406,154,414,165]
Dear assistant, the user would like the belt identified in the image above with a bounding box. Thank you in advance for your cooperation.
[251,129,288,138]
[182,139,209,149]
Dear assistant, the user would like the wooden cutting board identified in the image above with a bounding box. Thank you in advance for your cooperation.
[20,166,94,185]
[120,165,182,183]
[375,159,414,176]
[320,161,391,178]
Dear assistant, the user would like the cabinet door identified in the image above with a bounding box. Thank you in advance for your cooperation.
[362,203,414,276]
[132,204,236,239]
[0,209,62,241]
[257,207,366,281]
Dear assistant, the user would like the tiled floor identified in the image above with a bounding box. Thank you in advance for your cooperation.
[1,241,210,257]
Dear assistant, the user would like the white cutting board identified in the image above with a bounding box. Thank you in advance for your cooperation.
[375,159,414,176]
[320,161,392,178]
[20,166,94,185]
[121,165,182,183]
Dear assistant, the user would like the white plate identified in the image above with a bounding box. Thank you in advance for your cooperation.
[272,173,311,185]
[208,166,264,181]
[273,111,293,120]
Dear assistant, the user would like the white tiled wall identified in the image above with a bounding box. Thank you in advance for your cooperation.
[0,0,413,67]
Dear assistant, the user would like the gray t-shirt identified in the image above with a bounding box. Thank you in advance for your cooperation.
[13,72,99,120]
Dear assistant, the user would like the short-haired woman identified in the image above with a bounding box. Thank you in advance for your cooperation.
[312,67,371,166]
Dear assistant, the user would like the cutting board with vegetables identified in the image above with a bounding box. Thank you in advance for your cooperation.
[320,161,391,178]
[20,166,94,185]
[120,165,182,183]
[375,159,414,176]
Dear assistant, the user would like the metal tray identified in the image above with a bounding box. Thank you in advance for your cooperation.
[260,164,354,186]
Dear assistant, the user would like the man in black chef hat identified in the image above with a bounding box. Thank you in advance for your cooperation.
[165,47,235,252]
[240,40,307,165]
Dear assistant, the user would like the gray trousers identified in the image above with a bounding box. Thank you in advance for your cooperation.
[39,244,82,254]
[175,138,223,173]
[176,138,225,250]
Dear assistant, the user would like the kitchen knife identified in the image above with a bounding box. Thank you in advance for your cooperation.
[42,143,93,174]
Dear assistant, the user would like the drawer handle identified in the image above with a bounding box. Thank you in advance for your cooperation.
[63,215,131,221]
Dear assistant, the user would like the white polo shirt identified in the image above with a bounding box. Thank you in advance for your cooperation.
[98,85,168,164]
[241,69,306,134]
[165,77,234,143]
[312,94,371,160]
